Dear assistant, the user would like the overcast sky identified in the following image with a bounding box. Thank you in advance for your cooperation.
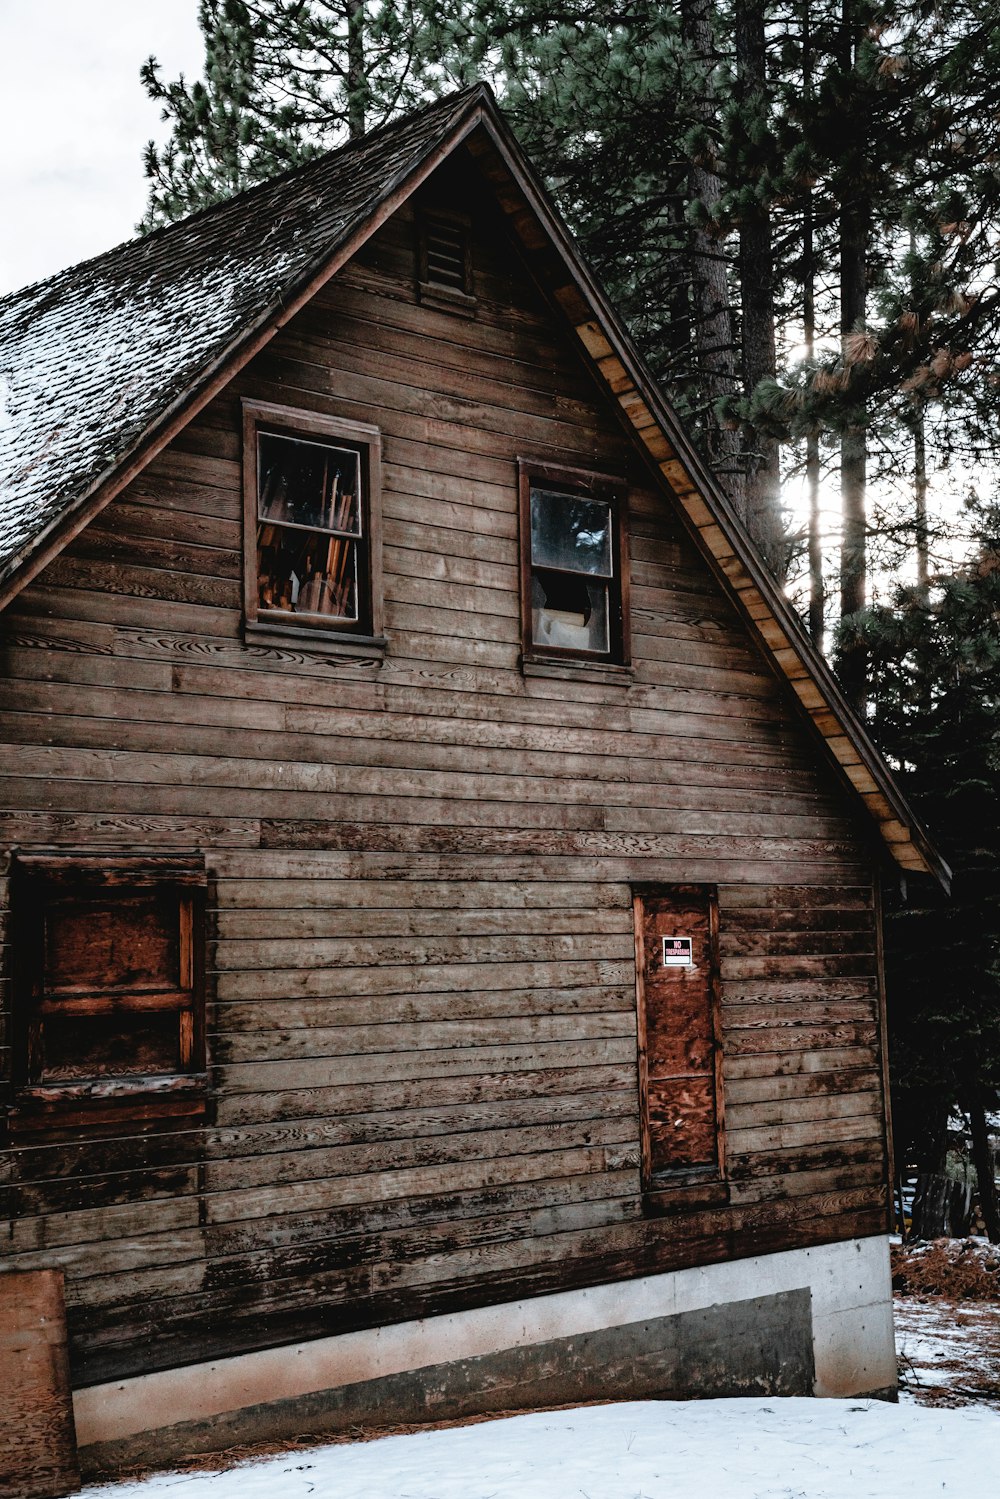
[0,2,204,295]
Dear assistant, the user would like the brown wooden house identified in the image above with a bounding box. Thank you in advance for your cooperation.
[0,85,946,1477]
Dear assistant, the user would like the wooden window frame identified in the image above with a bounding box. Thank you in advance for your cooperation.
[416,206,476,317]
[518,458,631,670]
[633,883,727,1204]
[7,853,208,1136]
[242,399,385,657]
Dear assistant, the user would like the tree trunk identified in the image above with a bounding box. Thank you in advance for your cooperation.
[967,1095,1000,1243]
[735,0,783,579]
[907,1092,949,1178]
[912,1173,952,1239]
[837,0,869,711]
[840,419,867,620]
[680,0,747,525]
[914,405,929,600]
[807,447,823,645]
[907,233,930,602]
[802,9,823,649]
[804,189,823,649]
[346,0,366,138]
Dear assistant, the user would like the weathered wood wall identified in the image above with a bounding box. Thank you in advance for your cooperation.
[0,155,888,1387]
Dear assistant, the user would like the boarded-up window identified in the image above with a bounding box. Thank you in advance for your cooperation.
[10,854,207,1134]
[634,885,724,1186]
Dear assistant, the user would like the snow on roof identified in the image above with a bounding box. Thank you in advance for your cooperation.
[0,87,484,591]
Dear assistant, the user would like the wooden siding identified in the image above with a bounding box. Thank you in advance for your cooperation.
[0,170,888,1387]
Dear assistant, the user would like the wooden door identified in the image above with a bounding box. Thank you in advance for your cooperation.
[634,885,724,1187]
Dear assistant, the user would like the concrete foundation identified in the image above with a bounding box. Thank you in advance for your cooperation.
[74,1235,896,1473]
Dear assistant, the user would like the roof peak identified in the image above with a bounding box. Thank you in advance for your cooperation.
[0,82,494,315]
[135,82,495,249]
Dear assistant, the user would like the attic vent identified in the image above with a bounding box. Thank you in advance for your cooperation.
[417,209,476,316]
[426,224,465,288]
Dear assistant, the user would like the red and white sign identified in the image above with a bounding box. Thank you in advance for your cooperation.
[662,936,694,967]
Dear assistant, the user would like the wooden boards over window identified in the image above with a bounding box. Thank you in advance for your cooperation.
[416,206,476,316]
[634,885,725,1192]
[0,1270,79,1499]
[8,853,207,1136]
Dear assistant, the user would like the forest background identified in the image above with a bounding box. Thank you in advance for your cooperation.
[138,0,1000,1236]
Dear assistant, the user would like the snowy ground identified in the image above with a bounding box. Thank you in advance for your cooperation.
[80,1295,1000,1499]
[896,1298,1000,1410]
[80,1396,1000,1499]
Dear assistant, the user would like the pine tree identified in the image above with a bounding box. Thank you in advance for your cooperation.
[678,0,749,527]
[141,2,275,225]
[862,514,1000,1241]
[435,0,793,555]
[834,1,874,709]
[769,1,1000,696]
[730,0,782,573]
[140,0,453,226]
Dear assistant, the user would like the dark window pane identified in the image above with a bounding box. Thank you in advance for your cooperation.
[531,570,609,653]
[258,524,358,620]
[530,488,612,577]
[258,433,361,535]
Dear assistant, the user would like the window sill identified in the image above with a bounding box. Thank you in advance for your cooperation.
[5,1074,208,1135]
[245,618,387,663]
[521,651,635,687]
[417,281,477,318]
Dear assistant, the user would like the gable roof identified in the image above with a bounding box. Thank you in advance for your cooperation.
[0,84,949,890]
[0,87,480,594]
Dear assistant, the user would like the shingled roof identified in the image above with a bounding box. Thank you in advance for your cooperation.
[0,83,949,888]
[0,86,481,592]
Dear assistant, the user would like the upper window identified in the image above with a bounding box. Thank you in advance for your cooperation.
[8,853,207,1134]
[518,460,630,665]
[416,208,476,316]
[242,400,383,647]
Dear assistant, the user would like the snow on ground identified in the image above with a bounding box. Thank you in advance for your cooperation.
[896,1298,1000,1409]
[81,1395,1000,1499]
[79,1292,1000,1499]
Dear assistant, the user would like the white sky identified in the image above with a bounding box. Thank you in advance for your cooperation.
[0,1,205,295]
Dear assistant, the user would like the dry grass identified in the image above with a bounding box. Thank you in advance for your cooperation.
[85,1401,616,1487]
[895,1298,1000,1412]
[892,1238,1000,1301]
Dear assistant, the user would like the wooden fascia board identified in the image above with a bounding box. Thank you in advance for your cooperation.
[467,110,951,892]
[0,100,488,618]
